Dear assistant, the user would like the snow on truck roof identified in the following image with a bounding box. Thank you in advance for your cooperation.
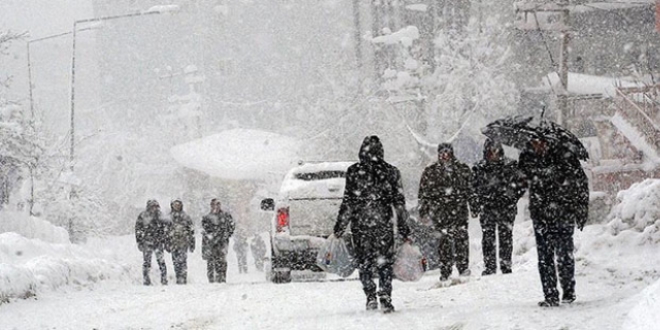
[288,161,354,175]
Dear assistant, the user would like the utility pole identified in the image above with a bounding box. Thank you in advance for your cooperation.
[557,2,570,126]
[514,1,571,125]
[353,0,363,95]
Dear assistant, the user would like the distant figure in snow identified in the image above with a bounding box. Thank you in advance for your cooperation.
[519,137,588,307]
[334,135,411,313]
[418,143,475,282]
[250,234,267,272]
[233,229,249,274]
[471,139,526,276]
[135,200,169,286]
[202,199,235,283]
[166,199,195,284]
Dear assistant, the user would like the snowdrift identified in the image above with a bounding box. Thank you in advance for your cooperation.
[607,179,660,236]
[0,232,134,303]
[0,211,69,244]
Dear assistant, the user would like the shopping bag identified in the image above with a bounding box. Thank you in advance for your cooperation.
[316,235,356,277]
[393,242,426,282]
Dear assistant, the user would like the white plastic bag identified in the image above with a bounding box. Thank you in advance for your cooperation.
[393,242,426,282]
[316,235,356,277]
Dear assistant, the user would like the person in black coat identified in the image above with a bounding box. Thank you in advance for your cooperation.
[135,200,169,286]
[202,199,235,283]
[167,199,195,284]
[471,139,526,276]
[334,136,411,313]
[418,143,474,281]
[519,137,589,307]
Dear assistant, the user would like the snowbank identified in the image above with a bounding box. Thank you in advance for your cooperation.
[0,211,69,244]
[0,232,134,303]
[607,179,660,234]
[623,278,660,330]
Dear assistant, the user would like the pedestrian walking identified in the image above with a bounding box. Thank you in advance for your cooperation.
[135,200,169,286]
[334,136,411,313]
[471,139,526,275]
[202,199,235,283]
[418,143,474,282]
[519,137,589,307]
[167,199,195,284]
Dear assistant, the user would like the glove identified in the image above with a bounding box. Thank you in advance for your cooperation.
[577,221,585,231]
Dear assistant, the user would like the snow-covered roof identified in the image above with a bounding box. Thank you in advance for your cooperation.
[170,129,301,181]
[542,72,644,97]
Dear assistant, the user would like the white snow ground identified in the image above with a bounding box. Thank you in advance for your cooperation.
[2,180,660,330]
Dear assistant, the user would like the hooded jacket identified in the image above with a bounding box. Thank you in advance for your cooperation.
[168,200,195,252]
[418,143,473,228]
[136,200,169,251]
[334,136,410,259]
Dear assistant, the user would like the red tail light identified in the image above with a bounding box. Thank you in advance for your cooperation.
[276,207,289,232]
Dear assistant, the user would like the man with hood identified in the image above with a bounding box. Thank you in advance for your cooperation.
[334,135,411,313]
[519,137,589,307]
[202,198,235,283]
[418,143,474,282]
[167,199,195,284]
[135,200,169,285]
[471,139,526,276]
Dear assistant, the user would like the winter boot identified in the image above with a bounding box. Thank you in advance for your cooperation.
[482,269,495,276]
[379,295,395,314]
[459,269,471,277]
[161,275,168,286]
[538,299,559,307]
[143,277,151,286]
[562,292,576,304]
[366,294,378,311]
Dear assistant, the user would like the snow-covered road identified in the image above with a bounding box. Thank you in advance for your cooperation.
[4,180,660,330]
[1,262,653,330]
[3,222,659,330]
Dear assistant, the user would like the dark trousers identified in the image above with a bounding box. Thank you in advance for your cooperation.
[438,225,469,279]
[172,249,188,284]
[143,248,167,285]
[481,207,515,274]
[533,219,575,302]
[359,260,394,300]
[207,244,228,283]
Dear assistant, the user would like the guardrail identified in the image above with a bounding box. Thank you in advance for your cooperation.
[614,88,660,154]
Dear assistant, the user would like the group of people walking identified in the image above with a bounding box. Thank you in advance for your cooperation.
[334,134,588,313]
[135,198,267,285]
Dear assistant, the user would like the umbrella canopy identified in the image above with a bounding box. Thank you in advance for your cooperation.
[481,116,589,160]
[480,116,540,150]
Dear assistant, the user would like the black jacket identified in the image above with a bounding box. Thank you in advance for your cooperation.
[135,210,169,251]
[201,210,235,259]
[418,153,473,228]
[471,141,526,213]
[168,210,195,252]
[334,136,410,260]
[518,144,589,227]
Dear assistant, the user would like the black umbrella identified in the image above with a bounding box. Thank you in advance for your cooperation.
[480,116,541,150]
[481,116,589,160]
[537,120,590,160]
